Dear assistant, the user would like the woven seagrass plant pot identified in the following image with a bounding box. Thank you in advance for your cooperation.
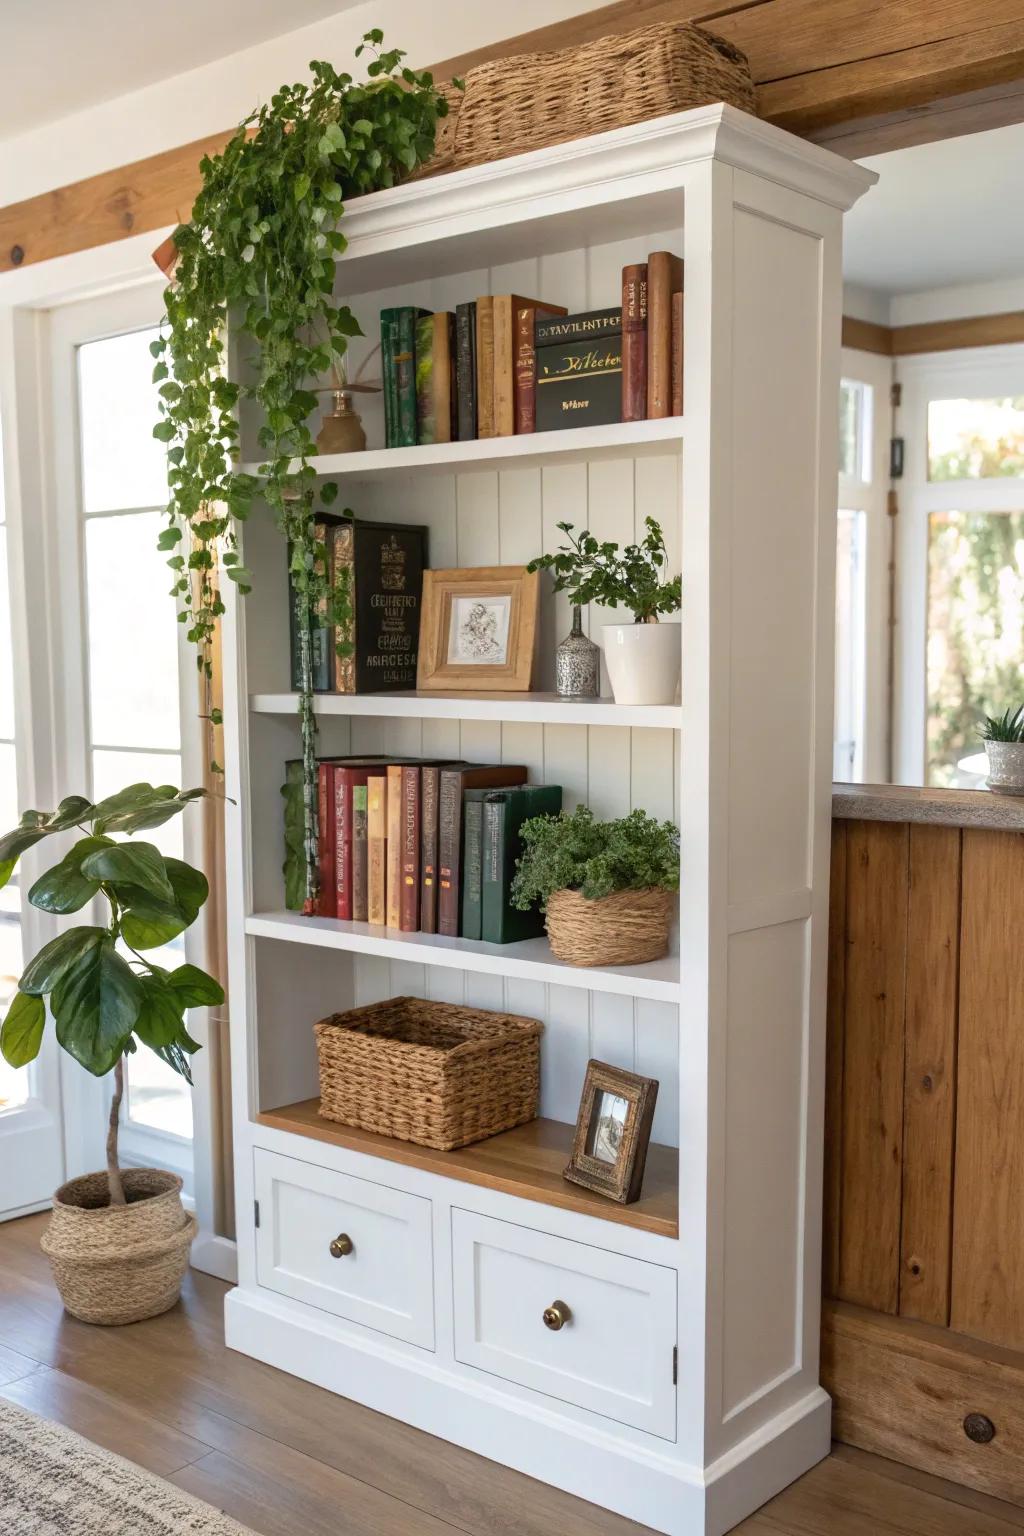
[545,886,674,968]
[41,1169,196,1326]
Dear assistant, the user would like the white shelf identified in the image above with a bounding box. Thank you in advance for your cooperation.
[245,910,681,1004]
[250,690,681,730]
[238,417,683,481]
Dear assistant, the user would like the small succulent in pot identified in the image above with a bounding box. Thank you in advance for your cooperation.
[528,519,681,705]
[979,704,1024,795]
[0,782,223,1324]
[511,805,679,968]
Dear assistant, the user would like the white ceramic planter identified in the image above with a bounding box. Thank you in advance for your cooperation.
[985,740,1024,795]
[601,621,681,706]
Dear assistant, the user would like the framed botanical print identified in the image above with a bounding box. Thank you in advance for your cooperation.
[564,1059,659,1205]
[417,566,539,691]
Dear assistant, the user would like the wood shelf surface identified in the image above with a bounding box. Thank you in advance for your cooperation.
[245,910,681,1003]
[238,417,683,481]
[255,1100,679,1240]
[250,689,681,730]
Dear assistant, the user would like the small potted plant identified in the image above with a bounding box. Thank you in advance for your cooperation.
[511,805,679,967]
[980,704,1024,794]
[0,783,223,1325]
[528,517,681,705]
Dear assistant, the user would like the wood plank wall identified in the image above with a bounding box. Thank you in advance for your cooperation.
[825,820,1024,1343]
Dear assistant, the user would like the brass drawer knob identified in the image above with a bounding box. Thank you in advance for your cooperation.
[543,1300,571,1331]
[329,1233,354,1259]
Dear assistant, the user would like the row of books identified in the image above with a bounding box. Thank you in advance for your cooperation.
[287,756,562,944]
[380,249,683,446]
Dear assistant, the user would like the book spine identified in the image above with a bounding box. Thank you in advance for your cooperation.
[480,796,505,944]
[433,312,453,445]
[332,523,355,694]
[334,768,351,921]
[535,309,621,345]
[352,785,369,923]
[415,312,435,445]
[671,289,683,416]
[351,522,426,695]
[455,302,477,441]
[461,799,485,941]
[399,766,420,931]
[395,307,418,447]
[492,297,515,437]
[316,762,336,918]
[535,334,622,432]
[647,252,684,420]
[419,766,440,935]
[380,310,399,449]
[437,770,462,937]
[514,306,537,435]
[367,776,386,925]
[621,263,648,423]
[475,297,495,439]
[386,764,403,928]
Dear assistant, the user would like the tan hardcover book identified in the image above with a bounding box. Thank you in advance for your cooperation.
[367,775,387,925]
[385,763,403,928]
[492,295,567,436]
[647,251,684,420]
[671,289,683,416]
[475,297,495,438]
[332,523,356,693]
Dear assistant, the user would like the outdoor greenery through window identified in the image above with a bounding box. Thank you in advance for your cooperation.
[928,396,1024,481]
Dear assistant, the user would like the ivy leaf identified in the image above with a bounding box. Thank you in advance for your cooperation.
[80,841,175,905]
[52,940,142,1077]
[20,926,106,996]
[153,420,176,443]
[157,527,182,551]
[27,834,113,914]
[1,991,45,1068]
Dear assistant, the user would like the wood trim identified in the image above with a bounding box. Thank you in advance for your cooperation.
[891,311,1024,355]
[6,1,1024,276]
[841,317,893,356]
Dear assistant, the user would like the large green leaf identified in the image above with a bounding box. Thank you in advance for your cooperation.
[166,963,224,1008]
[0,991,45,1068]
[0,796,95,885]
[133,973,187,1049]
[165,858,209,921]
[119,888,189,950]
[80,841,174,905]
[27,835,113,915]
[51,941,142,1076]
[19,926,105,996]
[155,1036,198,1084]
[90,783,209,836]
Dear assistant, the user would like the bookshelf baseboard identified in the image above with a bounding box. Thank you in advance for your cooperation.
[255,1100,680,1239]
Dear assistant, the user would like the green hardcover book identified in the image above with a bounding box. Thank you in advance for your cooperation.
[481,784,563,944]
[415,312,436,445]
[380,309,400,448]
[382,306,428,448]
[460,795,485,940]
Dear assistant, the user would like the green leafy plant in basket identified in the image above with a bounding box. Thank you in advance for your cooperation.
[511,806,679,970]
[152,31,461,910]
[0,783,223,1207]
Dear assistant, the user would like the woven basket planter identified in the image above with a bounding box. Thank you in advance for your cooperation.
[315,997,543,1151]
[421,21,755,178]
[41,1169,195,1326]
[545,886,674,968]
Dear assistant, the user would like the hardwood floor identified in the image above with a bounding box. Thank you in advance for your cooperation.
[2,1213,1022,1535]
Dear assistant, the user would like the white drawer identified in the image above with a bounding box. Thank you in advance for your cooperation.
[452,1209,676,1438]
[254,1148,434,1349]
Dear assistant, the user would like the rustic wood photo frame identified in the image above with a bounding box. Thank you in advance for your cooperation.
[563,1059,659,1205]
[416,566,539,691]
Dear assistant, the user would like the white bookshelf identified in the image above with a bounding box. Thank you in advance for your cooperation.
[221,104,874,1536]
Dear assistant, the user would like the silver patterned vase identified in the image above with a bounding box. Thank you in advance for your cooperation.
[555,607,600,698]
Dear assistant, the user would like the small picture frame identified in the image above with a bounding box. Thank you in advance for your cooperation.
[564,1059,659,1205]
[417,566,539,691]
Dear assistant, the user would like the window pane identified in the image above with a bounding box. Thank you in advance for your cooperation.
[928,397,1024,482]
[85,512,181,750]
[838,381,861,479]
[78,329,168,513]
[0,741,26,1111]
[125,1047,194,1140]
[91,749,184,861]
[834,509,866,781]
[927,510,1024,785]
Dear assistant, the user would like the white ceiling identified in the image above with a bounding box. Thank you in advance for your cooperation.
[845,123,1024,299]
[0,0,360,138]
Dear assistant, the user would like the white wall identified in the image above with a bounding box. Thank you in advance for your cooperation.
[0,0,611,205]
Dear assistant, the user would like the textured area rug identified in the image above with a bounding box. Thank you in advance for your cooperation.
[0,1399,254,1535]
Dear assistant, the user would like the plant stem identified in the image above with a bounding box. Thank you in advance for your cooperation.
[107,1057,126,1207]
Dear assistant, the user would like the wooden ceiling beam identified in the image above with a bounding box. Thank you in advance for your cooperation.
[4,0,1024,277]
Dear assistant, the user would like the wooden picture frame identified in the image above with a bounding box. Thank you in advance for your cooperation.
[563,1059,659,1205]
[417,566,539,691]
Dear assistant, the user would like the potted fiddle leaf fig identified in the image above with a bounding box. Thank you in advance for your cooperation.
[0,783,223,1326]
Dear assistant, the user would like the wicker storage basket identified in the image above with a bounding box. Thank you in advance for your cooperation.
[545,886,674,968]
[423,21,754,178]
[315,997,543,1150]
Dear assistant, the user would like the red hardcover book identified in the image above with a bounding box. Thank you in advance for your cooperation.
[671,289,683,416]
[420,765,442,934]
[316,761,337,918]
[437,765,528,937]
[621,263,648,422]
[512,300,569,434]
[399,766,421,932]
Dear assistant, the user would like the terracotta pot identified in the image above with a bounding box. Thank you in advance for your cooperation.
[40,1168,195,1326]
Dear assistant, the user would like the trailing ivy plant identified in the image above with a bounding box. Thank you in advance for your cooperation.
[511,805,680,911]
[527,517,681,623]
[152,32,459,908]
[0,784,223,1206]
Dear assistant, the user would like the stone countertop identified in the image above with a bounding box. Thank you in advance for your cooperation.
[832,782,1024,831]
